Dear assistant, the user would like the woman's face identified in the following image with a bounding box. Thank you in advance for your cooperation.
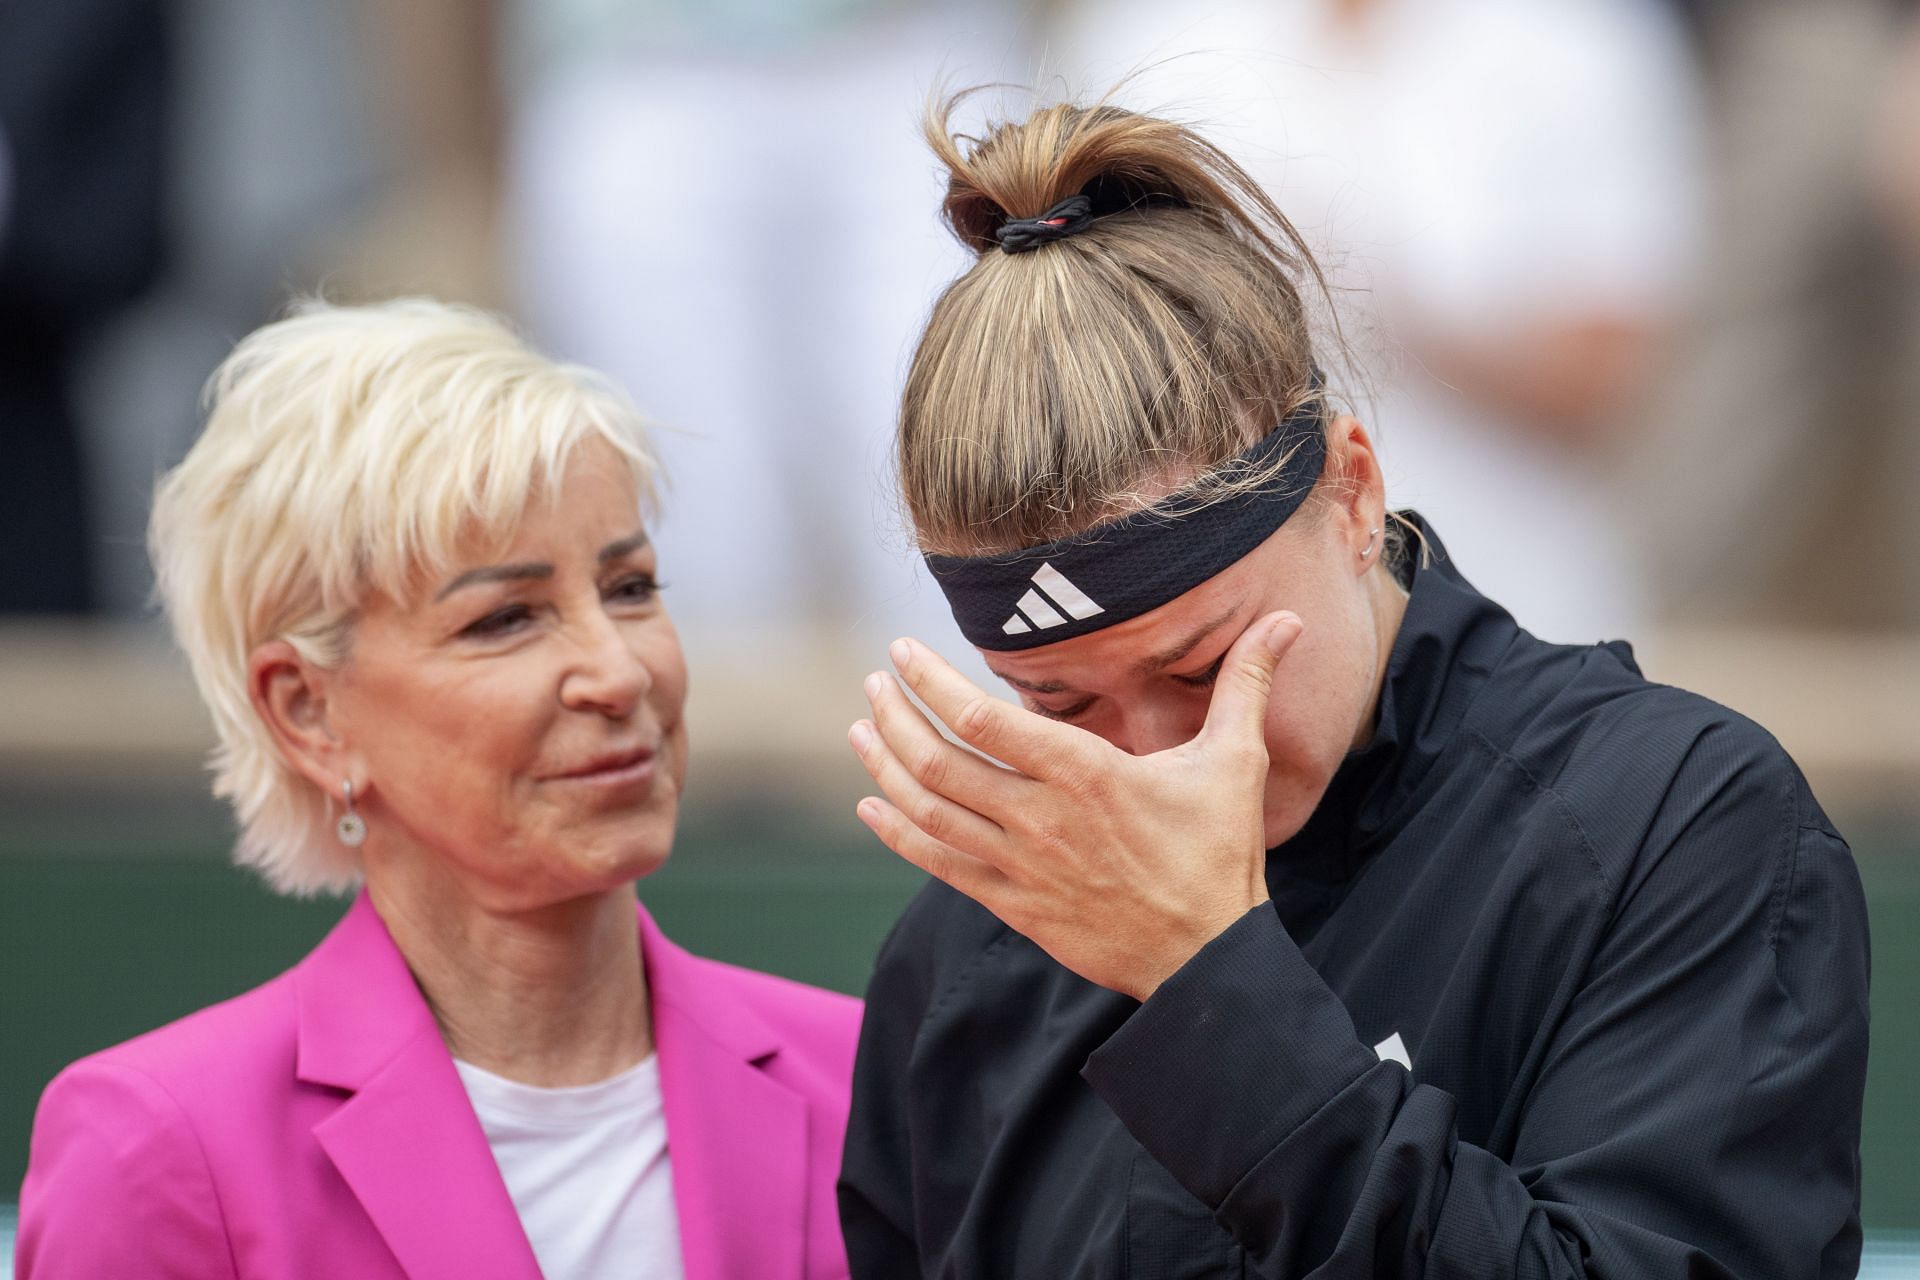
[323,445,689,912]
[977,427,1400,849]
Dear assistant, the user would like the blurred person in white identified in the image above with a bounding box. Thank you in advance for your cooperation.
[1055,0,1705,644]
[504,0,1030,671]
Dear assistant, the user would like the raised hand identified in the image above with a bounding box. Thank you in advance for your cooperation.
[848,611,1303,1000]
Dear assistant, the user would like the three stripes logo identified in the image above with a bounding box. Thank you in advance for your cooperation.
[1002,563,1105,636]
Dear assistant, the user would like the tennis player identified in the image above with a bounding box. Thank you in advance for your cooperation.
[838,97,1870,1278]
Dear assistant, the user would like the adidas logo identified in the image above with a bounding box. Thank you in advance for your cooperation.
[1002,563,1105,635]
[1373,1032,1412,1070]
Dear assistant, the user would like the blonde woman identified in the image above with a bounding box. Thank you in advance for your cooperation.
[16,300,859,1280]
[839,100,1870,1277]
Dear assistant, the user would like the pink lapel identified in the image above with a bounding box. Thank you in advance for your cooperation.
[295,893,543,1280]
[639,904,810,1280]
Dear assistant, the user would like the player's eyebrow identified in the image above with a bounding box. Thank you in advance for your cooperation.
[1130,605,1242,675]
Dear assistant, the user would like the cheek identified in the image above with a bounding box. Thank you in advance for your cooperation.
[1257,616,1370,838]
[1262,623,1349,759]
[638,628,690,751]
[646,636,690,720]
[1259,699,1338,808]
[352,663,552,816]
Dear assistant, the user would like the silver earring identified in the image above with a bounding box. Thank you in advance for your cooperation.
[336,779,367,848]
[1359,528,1382,561]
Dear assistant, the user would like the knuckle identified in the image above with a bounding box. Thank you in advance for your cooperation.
[921,843,953,885]
[1076,764,1114,802]
[1236,653,1275,690]
[912,794,950,842]
[1001,856,1038,894]
[953,696,999,746]
[910,743,950,791]
[1051,755,1106,801]
[1031,815,1074,857]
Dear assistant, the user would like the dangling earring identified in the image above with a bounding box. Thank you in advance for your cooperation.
[1359,528,1382,562]
[336,778,367,848]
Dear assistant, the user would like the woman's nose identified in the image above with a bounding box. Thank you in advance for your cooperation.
[560,610,652,717]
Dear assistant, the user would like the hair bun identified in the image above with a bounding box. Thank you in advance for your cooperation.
[926,94,1233,257]
[902,87,1340,556]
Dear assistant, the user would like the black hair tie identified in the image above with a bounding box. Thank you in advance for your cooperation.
[993,195,1095,254]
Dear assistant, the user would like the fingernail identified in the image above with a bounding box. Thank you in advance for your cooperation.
[864,672,885,701]
[855,798,881,828]
[889,638,912,671]
[1266,613,1302,655]
[849,722,873,753]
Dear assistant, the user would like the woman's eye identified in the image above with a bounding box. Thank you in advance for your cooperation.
[608,573,662,604]
[461,604,532,638]
[1172,654,1226,690]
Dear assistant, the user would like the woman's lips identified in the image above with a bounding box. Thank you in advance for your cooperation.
[545,746,660,792]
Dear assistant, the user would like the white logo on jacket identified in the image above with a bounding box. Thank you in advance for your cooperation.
[1373,1032,1412,1070]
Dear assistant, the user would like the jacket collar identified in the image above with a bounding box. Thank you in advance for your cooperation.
[635,904,782,1065]
[294,893,544,1280]
[638,908,810,1280]
[293,890,438,1091]
[293,891,809,1280]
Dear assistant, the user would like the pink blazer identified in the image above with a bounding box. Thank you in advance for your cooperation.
[16,893,862,1279]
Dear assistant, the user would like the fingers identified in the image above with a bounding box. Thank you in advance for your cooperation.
[854,794,1013,907]
[885,638,1083,779]
[863,670,1029,814]
[848,711,1010,861]
[1198,611,1304,750]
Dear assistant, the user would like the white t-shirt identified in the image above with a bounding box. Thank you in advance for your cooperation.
[455,1054,687,1280]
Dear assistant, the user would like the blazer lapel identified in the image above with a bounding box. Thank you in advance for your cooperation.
[641,907,809,1280]
[296,894,543,1280]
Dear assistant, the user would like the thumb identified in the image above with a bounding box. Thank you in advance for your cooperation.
[1198,611,1303,749]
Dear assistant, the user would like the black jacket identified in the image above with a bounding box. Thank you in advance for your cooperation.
[839,522,1870,1279]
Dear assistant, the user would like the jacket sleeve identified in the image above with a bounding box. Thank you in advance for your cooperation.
[838,909,933,1279]
[1081,748,1870,1279]
[15,1059,240,1280]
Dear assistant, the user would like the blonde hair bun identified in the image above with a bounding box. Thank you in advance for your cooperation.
[902,90,1336,557]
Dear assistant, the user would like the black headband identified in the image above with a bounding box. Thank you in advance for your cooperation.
[925,392,1328,651]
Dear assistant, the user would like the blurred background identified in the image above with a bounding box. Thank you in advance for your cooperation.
[1,0,1916,1268]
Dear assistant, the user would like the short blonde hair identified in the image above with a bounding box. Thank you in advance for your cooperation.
[150,298,660,896]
